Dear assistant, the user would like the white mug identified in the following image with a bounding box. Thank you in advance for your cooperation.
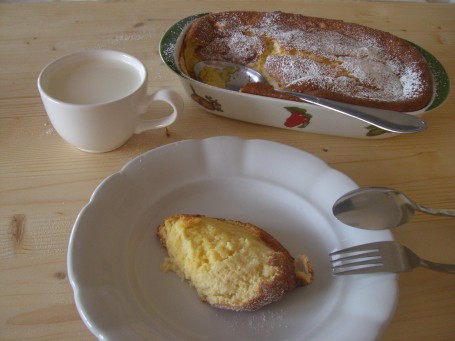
[38,49,183,152]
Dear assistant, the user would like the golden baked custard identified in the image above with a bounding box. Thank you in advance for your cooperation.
[157,214,313,311]
[180,11,433,112]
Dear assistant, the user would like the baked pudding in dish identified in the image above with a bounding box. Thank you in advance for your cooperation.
[180,11,433,112]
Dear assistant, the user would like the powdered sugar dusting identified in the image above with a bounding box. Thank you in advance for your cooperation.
[215,308,288,334]
[192,11,430,105]
[199,32,265,65]
[401,63,426,98]
[42,122,54,136]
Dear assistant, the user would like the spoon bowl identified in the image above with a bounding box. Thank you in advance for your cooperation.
[333,187,455,230]
[194,60,264,92]
[194,60,427,134]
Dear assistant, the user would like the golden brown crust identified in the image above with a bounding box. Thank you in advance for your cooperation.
[182,11,433,112]
[157,214,313,311]
[241,82,299,101]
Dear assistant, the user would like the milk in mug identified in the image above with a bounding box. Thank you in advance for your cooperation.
[45,58,142,105]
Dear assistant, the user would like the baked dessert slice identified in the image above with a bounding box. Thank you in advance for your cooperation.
[157,214,313,311]
[181,11,433,112]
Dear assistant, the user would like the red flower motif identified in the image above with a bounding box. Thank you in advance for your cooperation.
[285,113,310,127]
[284,107,312,128]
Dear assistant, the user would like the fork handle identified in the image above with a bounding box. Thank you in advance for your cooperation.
[420,259,455,274]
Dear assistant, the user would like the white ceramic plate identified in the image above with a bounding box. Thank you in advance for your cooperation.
[68,136,398,341]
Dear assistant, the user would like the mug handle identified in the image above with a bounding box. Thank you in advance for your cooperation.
[135,89,183,134]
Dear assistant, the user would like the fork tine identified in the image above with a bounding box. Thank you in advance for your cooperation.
[330,250,380,263]
[332,263,387,275]
[330,242,380,256]
[330,242,388,275]
[332,257,383,269]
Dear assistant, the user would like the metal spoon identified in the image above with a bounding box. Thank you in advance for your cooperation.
[194,60,427,134]
[332,187,455,230]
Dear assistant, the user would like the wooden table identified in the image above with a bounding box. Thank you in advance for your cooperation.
[1,1,454,340]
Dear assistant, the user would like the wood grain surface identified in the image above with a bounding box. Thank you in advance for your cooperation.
[1,1,454,340]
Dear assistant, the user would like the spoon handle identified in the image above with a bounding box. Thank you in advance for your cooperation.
[277,90,427,134]
[417,205,455,217]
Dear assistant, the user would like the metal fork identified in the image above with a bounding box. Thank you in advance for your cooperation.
[330,241,455,275]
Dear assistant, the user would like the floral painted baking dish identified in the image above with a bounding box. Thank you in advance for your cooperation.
[160,13,449,138]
